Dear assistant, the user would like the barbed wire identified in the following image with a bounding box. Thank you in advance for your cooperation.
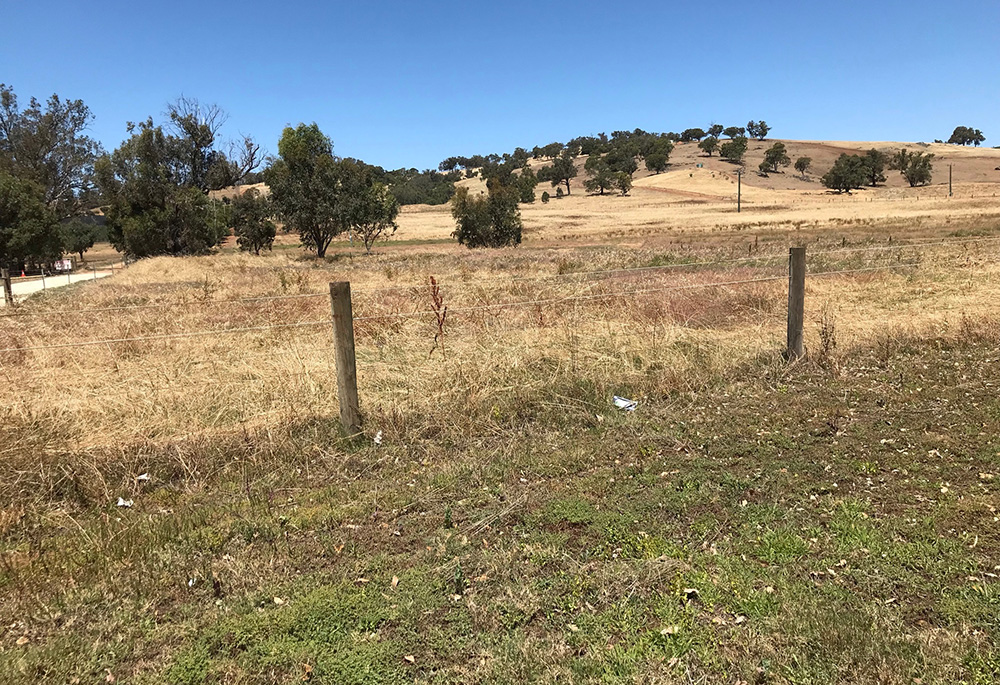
[0,318,332,353]
[1,234,995,320]
[0,262,922,354]
[0,291,328,318]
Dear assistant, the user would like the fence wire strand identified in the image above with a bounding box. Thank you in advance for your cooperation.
[0,262,923,354]
[2,233,996,319]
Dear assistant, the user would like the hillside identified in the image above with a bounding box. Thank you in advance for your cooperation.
[391,140,1000,245]
[452,139,1000,197]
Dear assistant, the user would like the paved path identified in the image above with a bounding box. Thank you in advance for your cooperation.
[2,271,113,307]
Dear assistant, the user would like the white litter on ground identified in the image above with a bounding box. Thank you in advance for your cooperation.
[612,396,638,412]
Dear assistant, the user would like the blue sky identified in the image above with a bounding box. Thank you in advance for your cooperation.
[3,0,997,170]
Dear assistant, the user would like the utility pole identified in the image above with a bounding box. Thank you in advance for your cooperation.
[737,169,742,213]
[949,164,953,197]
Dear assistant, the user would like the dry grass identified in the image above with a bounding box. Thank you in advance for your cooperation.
[2,180,1000,682]
[2,226,998,493]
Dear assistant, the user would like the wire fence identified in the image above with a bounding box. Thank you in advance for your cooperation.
[2,232,996,321]
[0,258,942,355]
[0,236,995,406]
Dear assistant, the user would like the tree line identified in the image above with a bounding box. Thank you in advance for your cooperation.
[820,148,934,193]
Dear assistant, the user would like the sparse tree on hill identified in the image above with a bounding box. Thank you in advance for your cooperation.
[681,128,706,142]
[614,171,632,196]
[889,149,934,187]
[265,123,345,258]
[746,120,770,140]
[584,154,615,195]
[231,188,276,255]
[698,137,720,157]
[862,148,888,186]
[516,166,538,203]
[708,124,724,139]
[723,126,745,138]
[541,191,550,203]
[540,142,564,159]
[511,147,531,168]
[794,156,812,179]
[947,126,986,147]
[720,136,748,165]
[759,142,791,173]
[821,154,867,193]
[538,149,578,195]
[604,144,639,177]
[451,182,522,248]
[645,152,669,173]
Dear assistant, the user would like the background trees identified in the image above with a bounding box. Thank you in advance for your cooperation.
[516,166,538,203]
[265,123,344,258]
[948,126,986,146]
[538,150,578,195]
[759,142,791,173]
[0,84,102,219]
[821,154,866,193]
[746,121,770,140]
[707,124,724,139]
[584,155,615,195]
[680,128,706,142]
[723,126,746,138]
[451,183,522,248]
[96,97,262,259]
[862,149,888,186]
[339,160,400,254]
[889,150,934,187]
[698,137,720,157]
[381,168,458,206]
[0,171,61,268]
[96,119,229,258]
[794,156,812,178]
[231,188,276,255]
[60,218,97,261]
[720,136,748,164]
[614,172,632,196]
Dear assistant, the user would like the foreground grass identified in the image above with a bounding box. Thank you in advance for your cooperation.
[3,318,999,683]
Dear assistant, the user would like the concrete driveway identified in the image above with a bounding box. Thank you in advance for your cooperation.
[2,270,114,307]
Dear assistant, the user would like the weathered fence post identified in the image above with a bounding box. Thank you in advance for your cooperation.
[329,282,362,434]
[1,269,12,306]
[786,247,806,361]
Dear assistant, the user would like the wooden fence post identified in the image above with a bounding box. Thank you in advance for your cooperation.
[786,247,806,360]
[329,282,362,434]
[1,269,12,306]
